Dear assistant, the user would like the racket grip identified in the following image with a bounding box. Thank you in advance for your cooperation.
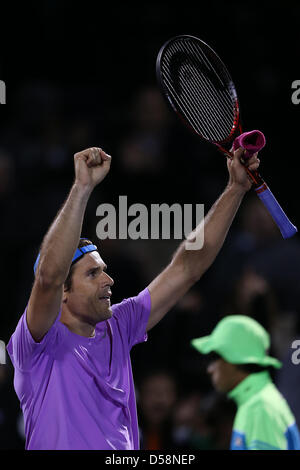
[255,184,297,239]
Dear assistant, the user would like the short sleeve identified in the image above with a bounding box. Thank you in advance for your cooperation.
[111,288,151,350]
[245,406,287,450]
[6,306,61,371]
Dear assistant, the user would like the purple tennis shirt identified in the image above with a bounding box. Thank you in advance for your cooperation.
[7,288,151,450]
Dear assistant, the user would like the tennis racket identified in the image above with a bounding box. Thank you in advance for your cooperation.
[156,35,297,239]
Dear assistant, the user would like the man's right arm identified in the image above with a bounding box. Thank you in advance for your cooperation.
[27,147,111,342]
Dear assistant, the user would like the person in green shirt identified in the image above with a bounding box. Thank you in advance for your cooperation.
[191,315,300,450]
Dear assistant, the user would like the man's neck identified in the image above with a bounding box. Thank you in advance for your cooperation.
[228,371,271,407]
[229,371,250,392]
[60,308,96,338]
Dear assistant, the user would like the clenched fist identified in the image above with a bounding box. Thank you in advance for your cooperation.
[74,147,111,190]
[227,147,260,193]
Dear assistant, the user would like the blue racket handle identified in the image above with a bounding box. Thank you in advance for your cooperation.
[255,184,297,239]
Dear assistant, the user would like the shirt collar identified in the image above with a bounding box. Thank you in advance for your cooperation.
[227,371,271,406]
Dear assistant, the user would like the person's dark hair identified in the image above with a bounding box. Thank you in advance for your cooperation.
[236,363,272,374]
[64,238,94,292]
[206,352,271,374]
[206,351,222,364]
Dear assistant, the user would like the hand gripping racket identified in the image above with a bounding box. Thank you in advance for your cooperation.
[156,35,297,239]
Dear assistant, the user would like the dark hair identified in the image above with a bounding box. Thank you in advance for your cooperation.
[206,352,271,374]
[236,363,272,374]
[205,351,222,364]
[64,238,94,292]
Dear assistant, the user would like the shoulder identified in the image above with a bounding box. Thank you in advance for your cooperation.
[110,288,151,326]
[233,388,289,450]
[247,383,294,419]
[112,289,151,314]
[237,383,294,436]
[108,288,151,349]
[7,307,63,371]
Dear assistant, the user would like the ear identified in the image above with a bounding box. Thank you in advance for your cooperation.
[63,285,68,303]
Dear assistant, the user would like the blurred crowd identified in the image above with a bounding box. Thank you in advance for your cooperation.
[1,77,300,450]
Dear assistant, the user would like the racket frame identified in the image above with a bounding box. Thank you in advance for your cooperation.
[156,34,264,188]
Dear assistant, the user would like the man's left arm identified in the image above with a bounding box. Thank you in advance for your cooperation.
[146,148,260,331]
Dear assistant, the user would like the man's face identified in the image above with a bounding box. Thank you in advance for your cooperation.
[63,251,114,325]
[207,357,243,394]
[139,374,177,426]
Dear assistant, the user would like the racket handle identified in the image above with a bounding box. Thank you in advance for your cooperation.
[255,184,298,239]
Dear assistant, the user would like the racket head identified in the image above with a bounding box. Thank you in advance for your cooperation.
[156,35,240,146]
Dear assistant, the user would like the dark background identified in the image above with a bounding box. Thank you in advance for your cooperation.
[0,1,300,450]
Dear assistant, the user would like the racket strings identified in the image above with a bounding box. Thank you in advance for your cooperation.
[160,48,211,137]
[162,58,229,141]
[162,52,230,141]
[190,42,235,117]
[162,57,225,141]
[171,47,230,139]
[162,61,222,140]
[183,40,234,125]
[166,41,233,140]
[160,38,237,142]
[167,39,234,137]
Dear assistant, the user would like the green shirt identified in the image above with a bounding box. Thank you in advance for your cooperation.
[227,371,300,450]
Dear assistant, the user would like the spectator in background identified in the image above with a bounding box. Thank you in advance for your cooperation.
[224,268,278,323]
[119,86,171,176]
[172,391,228,450]
[202,393,236,450]
[223,268,295,361]
[206,194,300,315]
[137,370,177,450]
[172,391,205,449]
[117,86,172,204]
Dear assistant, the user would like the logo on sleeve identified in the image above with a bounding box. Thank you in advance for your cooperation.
[230,430,246,450]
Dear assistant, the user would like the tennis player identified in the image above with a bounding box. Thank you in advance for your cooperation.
[191,316,300,450]
[7,146,259,450]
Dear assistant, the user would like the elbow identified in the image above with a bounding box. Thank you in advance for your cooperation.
[36,266,66,288]
[190,253,217,282]
[177,246,217,285]
[171,256,201,287]
[187,267,205,285]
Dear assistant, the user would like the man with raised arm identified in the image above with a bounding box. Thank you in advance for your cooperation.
[7,146,259,450]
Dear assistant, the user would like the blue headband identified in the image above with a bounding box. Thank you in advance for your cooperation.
[33,239,98,274]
